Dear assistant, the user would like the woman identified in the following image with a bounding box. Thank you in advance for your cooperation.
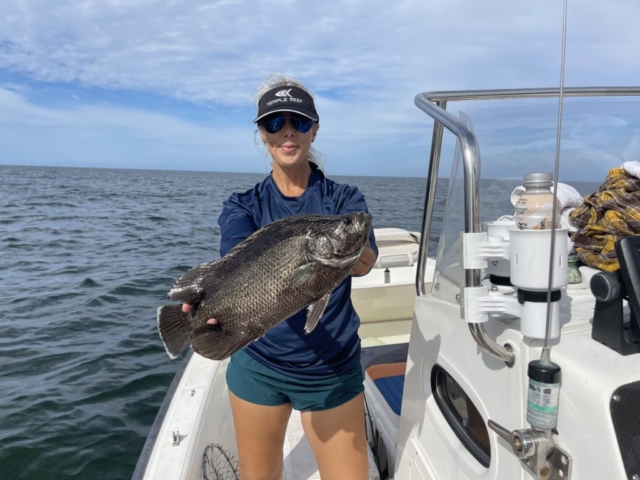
[186,73,377,480]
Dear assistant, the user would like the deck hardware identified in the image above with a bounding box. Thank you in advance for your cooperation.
[468,325,515,367]
[613,394,621,402]
[488,420,572,479]
[172,431,181,446]
[632,475,639,480]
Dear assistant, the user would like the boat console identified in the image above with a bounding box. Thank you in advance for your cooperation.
[591,236,640,355]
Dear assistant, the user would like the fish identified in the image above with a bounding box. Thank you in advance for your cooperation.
[157,211,373,361]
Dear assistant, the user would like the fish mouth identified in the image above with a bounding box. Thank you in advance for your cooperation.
[354,211,373,238]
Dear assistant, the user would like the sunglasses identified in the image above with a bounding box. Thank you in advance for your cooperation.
[260,113,315,134]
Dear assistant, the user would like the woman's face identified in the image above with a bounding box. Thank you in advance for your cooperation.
[260,114,319,170]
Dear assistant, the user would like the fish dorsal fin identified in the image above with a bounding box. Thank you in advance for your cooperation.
[224,214,323,260]
[304,292,331,334]
[223,220,283,260]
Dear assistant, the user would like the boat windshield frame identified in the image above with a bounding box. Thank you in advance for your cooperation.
[414,86,640,297]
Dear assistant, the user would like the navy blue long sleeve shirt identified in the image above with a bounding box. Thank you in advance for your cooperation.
[217,164,377,379]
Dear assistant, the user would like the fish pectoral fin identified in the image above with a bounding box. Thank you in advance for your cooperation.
[310,252,360,269]
[157,305,192,359]
[191,325,250,361]
[304,293,331,334]
[290,263,317,289]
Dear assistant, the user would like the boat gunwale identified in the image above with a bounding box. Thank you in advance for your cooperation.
[131,349,194,480]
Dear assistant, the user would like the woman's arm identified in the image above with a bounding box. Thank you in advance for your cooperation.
[218,192,259,256]
[350,243,377,276]
[335,185,378,277]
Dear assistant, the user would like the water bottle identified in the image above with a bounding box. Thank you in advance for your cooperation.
[515,173,563,230]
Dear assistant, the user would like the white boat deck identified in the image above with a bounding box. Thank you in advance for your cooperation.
[283,409,381,480]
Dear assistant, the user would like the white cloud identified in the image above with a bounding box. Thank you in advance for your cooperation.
[2,0,640,105]
[0,87,261,171]
[2,0,640,178]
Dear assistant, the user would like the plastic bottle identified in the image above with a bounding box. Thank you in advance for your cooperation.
[515,173,563,230]
[568,253,583,284]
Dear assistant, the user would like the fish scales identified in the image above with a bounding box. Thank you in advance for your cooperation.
[157,212,372,360]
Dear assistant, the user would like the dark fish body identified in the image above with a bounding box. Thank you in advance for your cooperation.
[157,211,372,360]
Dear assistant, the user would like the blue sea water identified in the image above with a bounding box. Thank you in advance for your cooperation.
[0,165,600,479]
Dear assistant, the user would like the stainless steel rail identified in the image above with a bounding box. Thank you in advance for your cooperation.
[416,100,445,297]
[413,86,640,366]
[420,86,640,103]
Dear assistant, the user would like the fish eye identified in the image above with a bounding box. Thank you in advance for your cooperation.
[342,217,352,225]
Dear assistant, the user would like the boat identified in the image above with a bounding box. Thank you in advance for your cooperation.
[133,86,640,480]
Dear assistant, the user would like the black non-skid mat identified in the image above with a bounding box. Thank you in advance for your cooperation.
[611,380,640,478]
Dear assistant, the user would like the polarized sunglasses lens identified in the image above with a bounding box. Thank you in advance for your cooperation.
[263,115,286,134]
[261,113,314,134]
[291,114,313,133]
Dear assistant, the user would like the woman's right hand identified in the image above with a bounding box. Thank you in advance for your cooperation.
[182,304,218,325]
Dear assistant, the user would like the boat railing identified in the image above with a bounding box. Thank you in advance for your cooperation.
[414,86,640,365]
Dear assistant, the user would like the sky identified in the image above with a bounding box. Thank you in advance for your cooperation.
[1,0,640,180]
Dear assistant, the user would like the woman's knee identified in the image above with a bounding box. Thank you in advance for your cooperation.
[238,460,284,480]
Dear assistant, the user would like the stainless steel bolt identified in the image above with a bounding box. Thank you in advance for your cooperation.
[613,394,621,402]
[512,437,523,452]
[539,465,551,478]
[455,294,460,303]
[631,475,639,480]
[434,283,439,290]
[561,455,568,465]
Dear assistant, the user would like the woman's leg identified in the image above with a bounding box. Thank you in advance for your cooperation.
[300,393,369,480]
[229,391,292,480]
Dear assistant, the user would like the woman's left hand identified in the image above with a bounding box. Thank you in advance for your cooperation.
[350,244,377,276]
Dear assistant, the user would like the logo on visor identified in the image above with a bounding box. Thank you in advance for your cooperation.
[274,89,293,98]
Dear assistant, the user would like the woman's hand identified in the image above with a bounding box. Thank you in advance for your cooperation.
[182,304,218,325]
[350,243,377,276]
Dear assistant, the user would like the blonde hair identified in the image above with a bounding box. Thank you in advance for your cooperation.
[254,73,324,170]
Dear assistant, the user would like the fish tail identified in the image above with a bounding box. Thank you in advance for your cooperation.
[157,305,192,359]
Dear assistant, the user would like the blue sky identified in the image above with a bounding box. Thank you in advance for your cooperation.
[1,0,640,179]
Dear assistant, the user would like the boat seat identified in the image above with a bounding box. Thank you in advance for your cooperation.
[364,362,406,475]
[373,228,419,269]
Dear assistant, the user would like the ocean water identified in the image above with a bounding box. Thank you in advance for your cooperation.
[0,166,600,479]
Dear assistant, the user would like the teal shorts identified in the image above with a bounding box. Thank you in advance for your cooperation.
[226,350,364,412]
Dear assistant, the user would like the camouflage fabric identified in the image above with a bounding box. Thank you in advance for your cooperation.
[570,167,640,271]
